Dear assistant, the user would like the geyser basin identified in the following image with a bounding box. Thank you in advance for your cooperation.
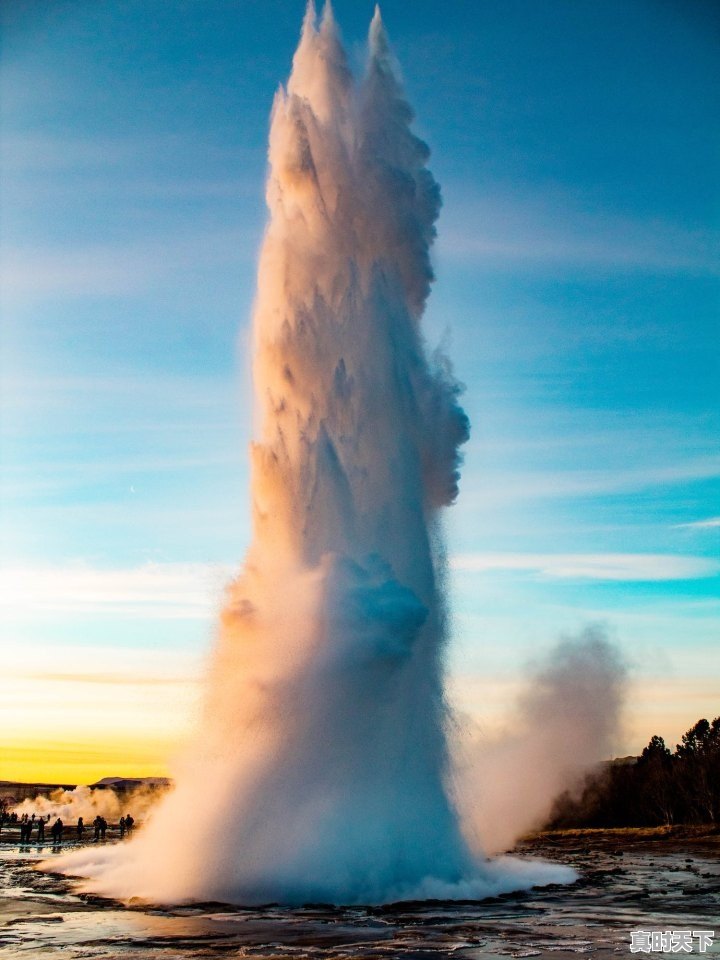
[45,3,576,906]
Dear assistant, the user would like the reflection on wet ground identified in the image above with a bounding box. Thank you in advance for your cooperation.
[1,834,718,958]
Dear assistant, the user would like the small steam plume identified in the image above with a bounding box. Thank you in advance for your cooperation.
[13,785,164,824]
[455,626,628,855]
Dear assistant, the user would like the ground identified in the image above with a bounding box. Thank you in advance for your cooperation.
[0,828,718,958]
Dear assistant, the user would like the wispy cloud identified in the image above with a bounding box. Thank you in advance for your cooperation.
[439,182,720,275]
[3,551,717,629]
[450,552,720,581]
[0,226,257,304]
[18,671,195,687]
[674,517,720,530]
[460,454,720,508]
[0,562,234,619]
[0,370,244,423]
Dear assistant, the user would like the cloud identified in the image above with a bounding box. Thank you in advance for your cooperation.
[2,550,716,629]
[0,227,257,303]
[0,370,244,431]
[1,640,201,683]
[450,552,720,581]
[0,562,233,619]
[674,516,720,529]
[438,182,720,275]
[19,672,194,687]
[459,454,720,508]
[1,127,263,305]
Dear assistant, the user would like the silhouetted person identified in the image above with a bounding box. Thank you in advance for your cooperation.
[36,817,45,842]
[50,818,63,843]
[119,816,126,838]
[99,816,107,840]
[76,817,85,840]
[20,815,34,843]
[93,815,102,841]
[124,813,134,835]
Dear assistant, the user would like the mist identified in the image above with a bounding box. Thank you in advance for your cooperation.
[455,626,628,855]
[13,785,165,824]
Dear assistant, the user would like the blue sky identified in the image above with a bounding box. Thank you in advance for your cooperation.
[1,0,718,779]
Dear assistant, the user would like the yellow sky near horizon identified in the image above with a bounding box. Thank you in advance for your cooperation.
[1,643,200,784]
[1,739,174,786]
[2,661,717,786]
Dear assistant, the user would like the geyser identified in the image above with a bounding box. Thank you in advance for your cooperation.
[48,4,574,904]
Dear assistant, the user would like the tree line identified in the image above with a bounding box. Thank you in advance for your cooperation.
[547,716,720,829]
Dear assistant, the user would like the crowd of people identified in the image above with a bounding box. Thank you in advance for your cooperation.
[0,810,136,844]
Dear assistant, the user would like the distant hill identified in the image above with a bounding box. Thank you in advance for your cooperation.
[0,777,172,804]
[91,777,171,791]
[0,780,77,802]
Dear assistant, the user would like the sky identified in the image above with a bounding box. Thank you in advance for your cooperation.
[1,0,718,785]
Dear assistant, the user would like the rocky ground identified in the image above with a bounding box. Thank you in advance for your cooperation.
[0,827,718,958]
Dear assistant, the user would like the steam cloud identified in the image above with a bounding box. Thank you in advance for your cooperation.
[47,5,580,904]
[455,627,628,855]
[13,785,164,824]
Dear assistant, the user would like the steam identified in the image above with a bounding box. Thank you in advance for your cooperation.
[12,785,164,824]
[456,627,628,855]
[45,5,579,904]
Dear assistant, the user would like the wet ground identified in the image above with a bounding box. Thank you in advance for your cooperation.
[1,831,718,958]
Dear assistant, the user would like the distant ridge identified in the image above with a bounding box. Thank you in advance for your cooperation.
[0,777,172,803]
[0,780,78,802]
[91,777,171,790]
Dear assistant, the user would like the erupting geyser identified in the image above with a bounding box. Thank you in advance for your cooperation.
[49,4,575,904]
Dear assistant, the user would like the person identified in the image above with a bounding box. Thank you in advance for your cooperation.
[119,816,126,838]
[93,815,102,841]
[21,814,34,843]
[76,817,85,840]
[99,816,107,840]
[50,818,63,844]
[36,817,45,842]
[124,813,134,835]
